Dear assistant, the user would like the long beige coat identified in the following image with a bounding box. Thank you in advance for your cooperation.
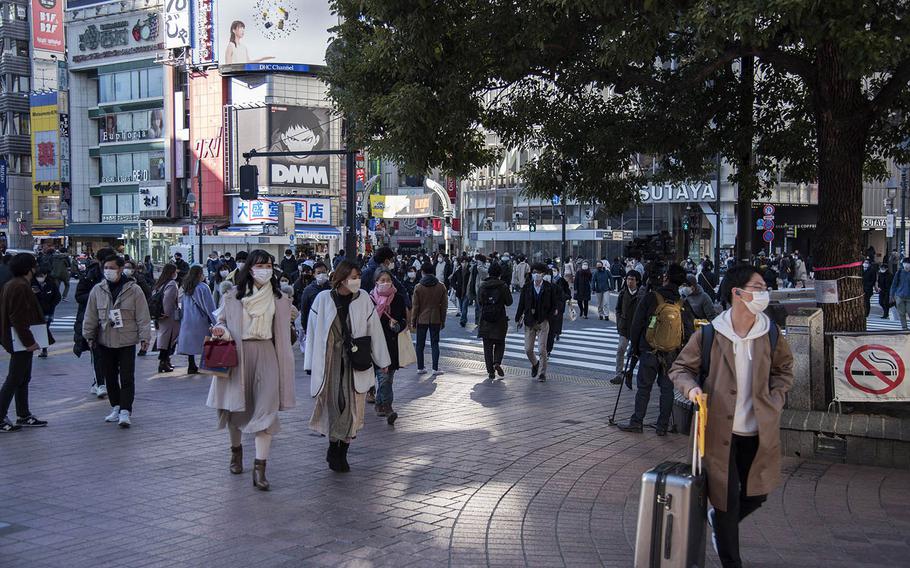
[205,288,296,414]
[668,327,794,511]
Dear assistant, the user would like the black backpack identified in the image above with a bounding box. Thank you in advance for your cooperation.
[480,285,502,323]
[149,287,165,320]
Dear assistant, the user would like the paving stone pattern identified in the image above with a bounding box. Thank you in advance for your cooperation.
[1,350,909,567]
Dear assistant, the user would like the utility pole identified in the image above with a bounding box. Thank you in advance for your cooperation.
[902,164,908,257]
[345,150,357,261]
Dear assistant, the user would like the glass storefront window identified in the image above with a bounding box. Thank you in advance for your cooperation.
[98,109,163,143]
[99,68,166,103]
[100,151,165,184]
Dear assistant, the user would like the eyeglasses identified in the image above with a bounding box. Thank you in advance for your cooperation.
[742,284,768,292]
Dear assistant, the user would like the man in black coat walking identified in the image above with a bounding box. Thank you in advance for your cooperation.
[515,263,557,382]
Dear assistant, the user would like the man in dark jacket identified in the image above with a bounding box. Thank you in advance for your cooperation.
[877,264,894,319]
[862,259,878,317]
[610,270,642,385]
[75,247,113,397]
[205,251,222,289]
[173,252,190,281]
[0,253,49,431]
[477,262,513,380]
[410,263,448,374]
[618,264,695,435]
[279,249,299,282]
[299,262,330,332]
[515,263,556,382]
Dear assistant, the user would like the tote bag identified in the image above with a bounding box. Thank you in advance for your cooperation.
[397,329,417,368]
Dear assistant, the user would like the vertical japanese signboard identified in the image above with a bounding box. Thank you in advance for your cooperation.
[31,0,65,55]
[30,92,62,228]
[164,0,192,49]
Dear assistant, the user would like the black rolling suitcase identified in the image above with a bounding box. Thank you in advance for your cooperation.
[634,407,707,567]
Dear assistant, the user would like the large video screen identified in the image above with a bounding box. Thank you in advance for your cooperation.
[217,0,336,70]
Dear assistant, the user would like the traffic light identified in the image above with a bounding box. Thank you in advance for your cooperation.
[239,164,259,200]
[682,218,690,232]
[529,215,537,232]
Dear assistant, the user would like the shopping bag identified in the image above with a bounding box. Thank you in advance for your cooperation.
[397,329,417,368]
[568,300,578,321]
[201,337,238,378]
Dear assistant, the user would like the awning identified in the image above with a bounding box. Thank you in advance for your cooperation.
[49,223,131,238]
[295,225,340,240]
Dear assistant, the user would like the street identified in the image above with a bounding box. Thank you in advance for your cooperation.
[1,285,909,567]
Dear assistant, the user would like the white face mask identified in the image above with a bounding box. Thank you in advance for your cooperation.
[407,271,417,280]
[219,270,229,278]
[346,278,361,294]
[315,272,329,285]
[123,269,134,277]
[582,263,589,270]
[742,289,770,315]
[252,268,273,284]
[36,277,46,284]
[532,273,543,283]
[904,263,910,272]
[543,275,552,282]
[679,286,691,297]
[280,280,289,286]
[862,262,870,270]
[237,262,245,270]
[104,269,120,282]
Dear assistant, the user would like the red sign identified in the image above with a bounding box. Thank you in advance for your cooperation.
[356,168,366,183]
[446,177,457,204]
[844,344,905,395]
[31,0,65,54]
[451,218,461,232]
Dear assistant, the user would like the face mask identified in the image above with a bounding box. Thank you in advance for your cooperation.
[397,256,402,261]
[532,273,543,283]
[36,277,46,284]
[280,280,289,286]
[376,282,392,294]
[543,275,552,282]
[437,257,443,262]
[582,264,589,270]
[219,270,229,278]
[679,286,692,297]
[104,269,120,282]
[346,278,361,294]
[123,269,134,277]
[880,267,887,272]
[237,262,245,270]
[285,254,292,258]
[407,271,417,280]
[502,256,510,262]
[862,263,870,270]
[742,290,770,315]
[315,273,329,285]
[252,268,273,284]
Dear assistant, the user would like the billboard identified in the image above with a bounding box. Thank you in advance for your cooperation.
[232,196,331,225]
[69,10,163,68]
[216,0,335,69]
[30,92,63,228]
[164,0,192,49]
[192,0,216,64]
[32,0,65,55]
[267,106,331,189]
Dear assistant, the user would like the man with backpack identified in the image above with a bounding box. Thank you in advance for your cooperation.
[51,248,72,300]
[515,263,556,382]
[669,264,793,568]
[618,264,694,435]
[477,262,512,380]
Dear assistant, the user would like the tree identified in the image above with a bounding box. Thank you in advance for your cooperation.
[325,0,910,332]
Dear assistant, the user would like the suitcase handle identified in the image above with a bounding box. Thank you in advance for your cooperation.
[691,405,702,477]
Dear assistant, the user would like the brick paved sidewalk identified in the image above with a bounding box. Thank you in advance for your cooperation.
[1,349,909,567]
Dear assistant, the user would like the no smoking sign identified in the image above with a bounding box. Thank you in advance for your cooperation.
[841,344,906,397]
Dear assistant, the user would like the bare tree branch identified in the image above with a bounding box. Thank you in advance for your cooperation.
[870,58,910,117]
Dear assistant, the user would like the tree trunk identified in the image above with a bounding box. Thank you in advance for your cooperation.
[735,56,756,263]
[812,42,869,333]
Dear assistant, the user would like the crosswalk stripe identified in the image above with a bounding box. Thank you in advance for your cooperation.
[428,341,618,372]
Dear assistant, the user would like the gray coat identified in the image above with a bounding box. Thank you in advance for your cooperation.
[154,279,180,350]
[82,279,151,348]
[685,289,717,320]
[176,283,217,356]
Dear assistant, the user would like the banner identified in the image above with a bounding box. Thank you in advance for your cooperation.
[216,0,335,68]
[139,186,168,213]
[31,0,65,55]
[192,0,215,64]
[833,334,910,402]
[0,159,7,224]
[370,194,435,219]
[232,197,331,226]
[164,0,191,49]
[69,10,162,68]
[30,92,62,228]
[267,106,331,189]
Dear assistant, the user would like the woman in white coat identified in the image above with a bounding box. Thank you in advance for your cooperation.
[206,250,295,491]
[305,260,390,472]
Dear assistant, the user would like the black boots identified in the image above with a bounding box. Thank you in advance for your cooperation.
[252,459,269,491]
[230,445,243,474]
[327,440,351,472]
[187,356,199,375]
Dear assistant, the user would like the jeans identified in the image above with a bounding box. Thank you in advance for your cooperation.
[459,296,473,326]
[375,367,395,406]
[523,320,549,375]
[714,435,767,568]
[415,324,441,371]
[482,338,504,376]
[630,350,674,430]
[896,296,909,330]
[96,344,137,412]
[0,351,34,421]
[614,335,629,375]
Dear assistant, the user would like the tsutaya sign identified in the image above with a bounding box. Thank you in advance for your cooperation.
[638,181,716,204]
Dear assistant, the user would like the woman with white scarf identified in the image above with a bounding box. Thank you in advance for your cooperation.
[206,250,296,491]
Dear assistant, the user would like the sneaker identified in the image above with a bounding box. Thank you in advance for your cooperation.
[617,422,643,433]
[97,384,108,399]
[707,507,719,555]
[537,373,546,382]
[90,384,99,396]
[105,406,121,422]
[495,364,504,378]
[0,419,22,432]
[16,416,47,427]
[432,369,444,376]
[531,362,540,378]
[118,410,131,428]
[417,368,427,375]
[38,348,48,358]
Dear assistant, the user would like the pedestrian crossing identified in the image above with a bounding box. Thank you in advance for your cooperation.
[48,315,156,333]
[435,326,624,373]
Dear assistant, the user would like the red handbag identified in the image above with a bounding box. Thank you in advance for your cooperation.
[202,337,239,371]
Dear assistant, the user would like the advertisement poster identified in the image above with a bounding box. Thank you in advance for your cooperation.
[30,92,62,228]
[70,10,162,68]
[216,0,335,68]
[0,159,7,224]
[232,196,331,225]
[31,0,65,55]
[164,0,191,49]
[193,0,216,64]
[267,106,331,189]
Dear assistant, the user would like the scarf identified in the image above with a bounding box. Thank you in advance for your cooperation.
[370,282,397,320]
[241,282,276,339]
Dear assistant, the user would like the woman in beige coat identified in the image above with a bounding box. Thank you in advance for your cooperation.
[206,250,295,491]
[669,265,793,567]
